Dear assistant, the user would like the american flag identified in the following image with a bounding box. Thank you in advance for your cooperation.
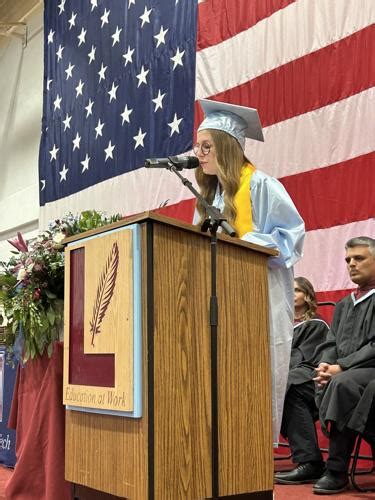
[40,0,375,306]
[39,0,197,207]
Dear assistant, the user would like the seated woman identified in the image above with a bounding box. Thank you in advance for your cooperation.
[276,277,330,484]
[287,277,330,389]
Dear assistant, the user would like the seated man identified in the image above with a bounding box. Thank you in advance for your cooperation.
[275,236,375,494]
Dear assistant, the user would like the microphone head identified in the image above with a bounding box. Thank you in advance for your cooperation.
[185,156,200,169]
[168,156,199,169]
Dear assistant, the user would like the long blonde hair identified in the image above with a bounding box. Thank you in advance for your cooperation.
[195,129,250,230]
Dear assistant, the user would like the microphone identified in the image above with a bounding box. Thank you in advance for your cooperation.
[144,155,200,170]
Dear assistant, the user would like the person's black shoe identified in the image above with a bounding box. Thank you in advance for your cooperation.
[313,470,349,495]
[275,462,325,484]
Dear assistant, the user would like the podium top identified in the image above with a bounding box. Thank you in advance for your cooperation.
[63,211,278,257]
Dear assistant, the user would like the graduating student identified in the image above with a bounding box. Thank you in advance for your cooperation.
[193,99,305,442]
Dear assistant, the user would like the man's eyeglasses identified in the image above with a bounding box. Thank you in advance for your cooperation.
[193,142,212,156]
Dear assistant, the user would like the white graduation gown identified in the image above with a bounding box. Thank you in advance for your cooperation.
[195,169,305,444]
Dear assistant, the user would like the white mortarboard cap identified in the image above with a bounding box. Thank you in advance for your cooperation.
[198,99,264,149]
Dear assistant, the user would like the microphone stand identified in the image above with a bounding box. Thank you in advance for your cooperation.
[167,160,235,499]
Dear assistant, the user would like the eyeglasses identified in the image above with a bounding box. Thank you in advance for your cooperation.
[193,141,212,156]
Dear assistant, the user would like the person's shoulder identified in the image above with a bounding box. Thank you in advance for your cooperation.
[251,168,282,188]
[307,316,330,329]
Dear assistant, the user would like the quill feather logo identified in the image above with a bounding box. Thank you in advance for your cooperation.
[89,242,119,346]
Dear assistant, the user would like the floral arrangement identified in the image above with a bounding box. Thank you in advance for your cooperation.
[0,210,122,364]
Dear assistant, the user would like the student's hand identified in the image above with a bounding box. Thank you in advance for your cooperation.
[313,363,342,387]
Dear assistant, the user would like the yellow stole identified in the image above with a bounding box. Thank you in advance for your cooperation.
[233,163,256,237]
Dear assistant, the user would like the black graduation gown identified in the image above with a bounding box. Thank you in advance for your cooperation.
[286,318,329,390]
[315,291,375,433]
[347,379,375,436]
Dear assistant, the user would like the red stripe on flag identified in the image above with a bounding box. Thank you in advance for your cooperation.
[155,152,375,232]
[197,0,295,51]
[195,25,375,129]
[280,152,375,232]
[154,197,196,223]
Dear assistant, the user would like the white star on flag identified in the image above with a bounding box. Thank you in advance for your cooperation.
[72,132,82,150]
[57,0,65,15]
[108,82,119,102]
[56,44,64,61]
[90,0,98,11]
[78,28,87,46]
[85,99,94,117]
[122,46,134,66]
[111,26,122,46]
[75,79,85,97]
[104,140,115,160]
[40,180,45,191]
[95,119,105,138]
[152,90,166,111]
[133,128,146,149]
[140,6,152,27]
[128,0,135,8]
[47,29,55,44]
[88,45,96,64]
[121,104,133,125]
[171,47,185,70]
[47,79,53,90]
[49,144,59,161]
[98,63,107,82]
[68,12,77,30]
[65,62,75,80]
[62,113,72,131]
[136,65,149,87]
[53,94,62,110]
[168,113,182,136]
[81,154,91,172]
[59,164,68,182]
[101,8,110,27]
[154,26,168,48]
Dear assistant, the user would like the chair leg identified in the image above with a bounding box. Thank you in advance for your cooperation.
[350,435,375,492]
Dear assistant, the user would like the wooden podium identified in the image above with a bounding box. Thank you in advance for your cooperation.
[63,212,275,500]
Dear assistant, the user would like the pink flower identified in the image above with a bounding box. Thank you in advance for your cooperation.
[8,232,28,253]
[33,288,41,300]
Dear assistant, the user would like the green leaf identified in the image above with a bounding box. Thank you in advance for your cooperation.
[47,308,56,326]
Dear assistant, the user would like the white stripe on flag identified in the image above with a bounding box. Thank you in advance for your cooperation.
[247,87,375,178]
[40,166,197,227]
